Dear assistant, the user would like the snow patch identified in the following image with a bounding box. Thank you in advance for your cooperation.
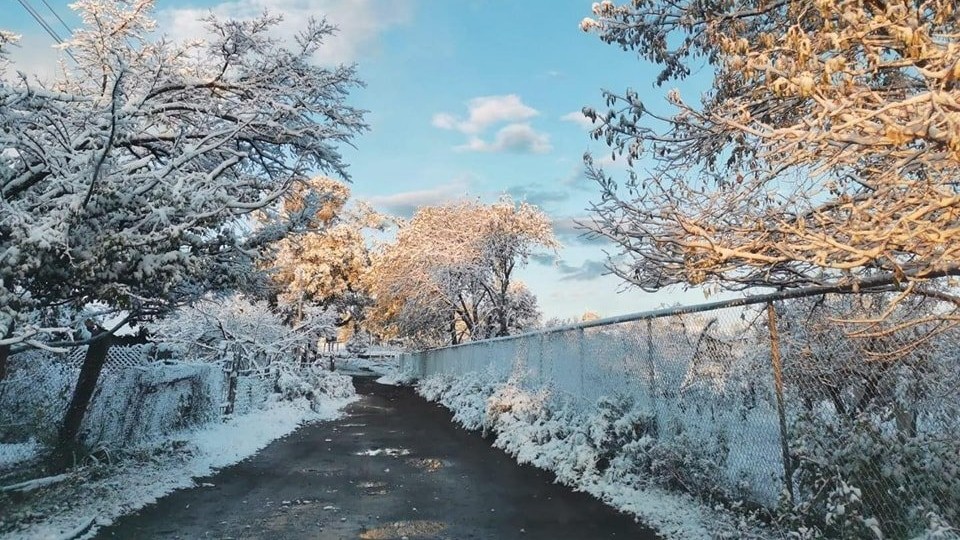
[0,439,40,470]
[6,395,356,540]
[354,448,411,457]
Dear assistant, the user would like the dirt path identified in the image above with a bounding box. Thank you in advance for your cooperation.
[96,377,659,540]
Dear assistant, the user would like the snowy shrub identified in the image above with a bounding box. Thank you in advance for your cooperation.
[345,331,372,355]
[785,411,960,539]
[417,374,456,402]
[484,381,550,436]
[150,293,335,369]
[275,365,355,411]
[417,372,502,430]
[647,426,728,500]
[438,373,503,430]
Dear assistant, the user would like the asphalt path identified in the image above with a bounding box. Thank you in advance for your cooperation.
[96,376,659,540]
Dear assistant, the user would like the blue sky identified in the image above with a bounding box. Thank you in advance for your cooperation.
[3,0,718,319]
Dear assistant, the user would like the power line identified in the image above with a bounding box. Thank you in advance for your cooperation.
[15,0,78,63]
[16,0,65,44]
[39,0,73,35]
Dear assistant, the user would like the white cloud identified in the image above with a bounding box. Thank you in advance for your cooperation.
[456,123,552,154]
[560,110,596,130]
[430,113,458,130]
[366,180,471,218]
[159,0,413,65]
[5,0,411,80]
[434,94,538,135]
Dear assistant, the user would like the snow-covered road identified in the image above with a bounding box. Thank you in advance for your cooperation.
[95,376,659,539]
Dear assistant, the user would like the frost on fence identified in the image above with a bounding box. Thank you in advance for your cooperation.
[416,306,784,506]
[0,352,224,449]
[409,295,960,537]
[776,295,960,538]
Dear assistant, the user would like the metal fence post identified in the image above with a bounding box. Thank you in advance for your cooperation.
[767,302,795,503]
[646,318,656,395]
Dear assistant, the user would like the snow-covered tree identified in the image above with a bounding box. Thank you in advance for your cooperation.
[268,177,385,330]
[368,198,556,346]
[581,0,960,328]
[0,0,366,352]
[0,0,365,463]
[149,293,334,368]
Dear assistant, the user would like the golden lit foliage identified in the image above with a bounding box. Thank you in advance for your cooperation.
[584,0,960,297]
[367,198,557,346]
[270,177,384,316]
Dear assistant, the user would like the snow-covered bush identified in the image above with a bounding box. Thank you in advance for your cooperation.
[275,365,354,411]
[418,372,504,430]
[784,411,960,539]
[150,293,335,368]
[345,331,372,355]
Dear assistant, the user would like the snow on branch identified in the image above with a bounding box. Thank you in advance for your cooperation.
[0,0,366,349]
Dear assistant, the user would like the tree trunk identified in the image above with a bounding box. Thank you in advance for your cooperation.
[55,329,113,470]
[0,320,13,381]
[497,285,509,337]
[0,344,9,382]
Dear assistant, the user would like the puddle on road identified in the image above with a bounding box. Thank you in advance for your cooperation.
[357,480,389,496]
[357,481,387,489]
[355,448,411,457]
[359,520,447,539]
[406,458,444,472]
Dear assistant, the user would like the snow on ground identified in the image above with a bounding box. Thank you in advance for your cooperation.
[416,372,773,540]
[1,393,357,540]
[335,353,399,378]
[0,439,40,471]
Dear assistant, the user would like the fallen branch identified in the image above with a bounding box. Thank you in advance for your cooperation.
[0,472,72,493]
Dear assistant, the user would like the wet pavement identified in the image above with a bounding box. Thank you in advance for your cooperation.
[96,376,658,540]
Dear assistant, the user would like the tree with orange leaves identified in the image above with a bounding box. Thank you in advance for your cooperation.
[582,0,960,338]
[368,198,556,347]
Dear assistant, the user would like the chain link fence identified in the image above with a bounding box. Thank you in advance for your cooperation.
[401,288,960,538]
[0,344,282,467]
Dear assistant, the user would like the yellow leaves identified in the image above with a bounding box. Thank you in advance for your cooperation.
[758,33,775,50]
[770,77,798,97]
[884,125,912,146]
[823,56,845,76]
[796,72,816,97]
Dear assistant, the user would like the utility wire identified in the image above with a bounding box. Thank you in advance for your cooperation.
[16,0,65,43]
[16,0,78,63]
[39,0,73,35]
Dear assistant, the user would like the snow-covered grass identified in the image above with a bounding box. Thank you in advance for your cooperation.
[0,375,357,540]
[0,439,40,471]
[416,372,773,540]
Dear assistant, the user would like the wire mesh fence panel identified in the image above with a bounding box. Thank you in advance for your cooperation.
[231,370,275,416]
[403,288,960,538]
[0,352,77,444]
[774,295,960,538]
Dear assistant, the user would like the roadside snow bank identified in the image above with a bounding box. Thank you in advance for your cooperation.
[417,372,770,540]
[2,375,357,540]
